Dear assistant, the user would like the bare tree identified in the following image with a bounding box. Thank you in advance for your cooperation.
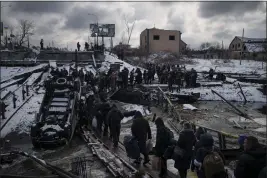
[17,20,35,47]
[124,15,136,45]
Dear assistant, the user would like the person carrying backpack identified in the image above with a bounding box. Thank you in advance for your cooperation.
[194,133,226,178]
[174,122,196,178]
[234,136,266,178]
[154,117,174,178]
[131,111,152,165]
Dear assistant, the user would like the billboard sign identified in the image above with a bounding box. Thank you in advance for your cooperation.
[90,24,115,37]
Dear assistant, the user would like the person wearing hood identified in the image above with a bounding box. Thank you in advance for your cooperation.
[194,133,225,178]
[191,127,206,172]
[106,104,124,147]
[234,136,266,178]
[154,117,174,178]
[131,111,152,165]
[105,105,136,147]
[238,134,247,151]
[174,122,196,178]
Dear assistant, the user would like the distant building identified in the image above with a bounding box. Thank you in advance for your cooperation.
[192,47,229,59]
[140,28,186,56]
[229,36,267,60]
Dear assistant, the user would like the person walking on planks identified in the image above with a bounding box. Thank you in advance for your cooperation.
[26,84,29,96]
[0,100,7,120]
[22,86,26,101]
[12,93,17,109]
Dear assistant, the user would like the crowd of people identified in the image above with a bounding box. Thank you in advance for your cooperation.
[42,66,266,178]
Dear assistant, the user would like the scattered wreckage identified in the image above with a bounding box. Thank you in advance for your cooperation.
[30,76,81,148]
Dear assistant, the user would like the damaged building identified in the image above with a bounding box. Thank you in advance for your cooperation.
[140,27,187,56]
[229,36,267,60]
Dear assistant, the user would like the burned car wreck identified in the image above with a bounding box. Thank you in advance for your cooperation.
[30,76,81,148]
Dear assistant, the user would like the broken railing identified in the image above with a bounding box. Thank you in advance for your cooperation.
[156,86,181,122]
[155,87,266,152]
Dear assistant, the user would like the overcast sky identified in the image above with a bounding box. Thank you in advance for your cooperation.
[1,1,266,50]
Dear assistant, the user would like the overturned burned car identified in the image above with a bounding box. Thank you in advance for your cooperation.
[30,76,81,148]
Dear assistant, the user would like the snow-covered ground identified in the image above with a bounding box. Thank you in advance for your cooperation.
[0,64,48,82]
[99,53,144,73]
[121,103,151,123]
[1,93,44,137]
[184,58,265,75]
[174,83,265,103]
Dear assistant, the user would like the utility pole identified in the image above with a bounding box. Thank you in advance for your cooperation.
[240,28,244,65]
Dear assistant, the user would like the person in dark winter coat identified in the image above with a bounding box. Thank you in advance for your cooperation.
[208,68,214,80]
[129,70,134,87]
[77,42,81,51]
[234,136,266,178]
[174,122,196,178]
[154,117,174,178]
[94,101,111,137]
[194,133,225,178]
[131,111,152,165]
[0,100,7,120]
[191,127,206,172]
[258,166,267,178]
[106,105,124,147]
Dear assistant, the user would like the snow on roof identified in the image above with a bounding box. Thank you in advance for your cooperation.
[245,42,265,52]
[236,36,267,43]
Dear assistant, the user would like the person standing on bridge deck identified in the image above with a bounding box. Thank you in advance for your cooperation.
[12,93,17,109]
[234,136,267,178]
[176,68,182,92]
[174,122,196,178]
[0,100,7,120]
[26,84,29,96]
[106,104,124,148]
[22,86,26,101]
[154,117,175,178]
[131,111,152,165]
[77,42,81,51]
[129,69,134,88]
[40,39,44,50]
[191,127,205,172]
[209,68,214,81]
[194,133,225,178]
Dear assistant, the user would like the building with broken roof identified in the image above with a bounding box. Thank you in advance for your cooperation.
[229,36,267,60]
[140,28,186,56]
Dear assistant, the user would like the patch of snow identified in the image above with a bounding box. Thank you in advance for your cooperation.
[121,104,151,123]
[253,118,266,126]
[186,58,266,75]
[84,65,96,76]
[33,155,46,165]
[41,123,64,132]
[173,84,265,102]
[24,72,43,86]
[183,104,198,111]
[1,93,44,138]
[252,127,266,133]
[49,60,57,68]
[100,53,145,74]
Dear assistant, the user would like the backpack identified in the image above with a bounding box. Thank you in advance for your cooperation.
[166,127,174,145]
[123,135,140,159]
[203,148,225,178]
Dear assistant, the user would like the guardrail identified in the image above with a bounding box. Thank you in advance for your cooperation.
[155,86,266,149]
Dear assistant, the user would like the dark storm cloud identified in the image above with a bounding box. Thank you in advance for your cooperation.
[10,2,70,14]
[198,2,263,18]
[212,30,233,40]
[64,5,110,30]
